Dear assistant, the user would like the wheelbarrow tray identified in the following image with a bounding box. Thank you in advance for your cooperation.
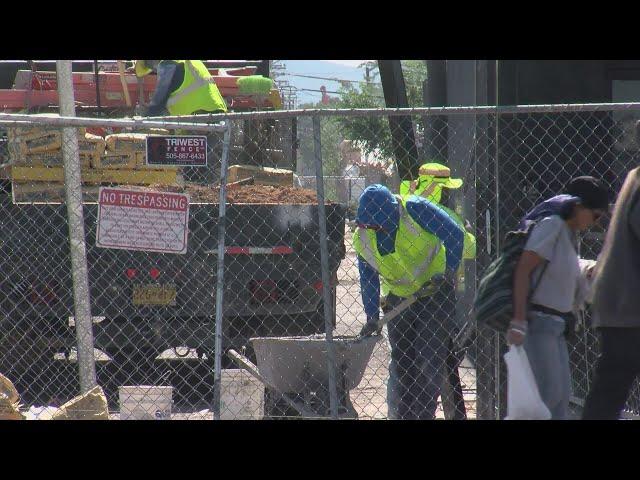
[250,334,379,393]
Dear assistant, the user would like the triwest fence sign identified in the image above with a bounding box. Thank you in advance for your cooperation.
[146,135,208,167]
[96,187,189,254]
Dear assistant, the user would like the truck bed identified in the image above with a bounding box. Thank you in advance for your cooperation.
[0,191,346,361]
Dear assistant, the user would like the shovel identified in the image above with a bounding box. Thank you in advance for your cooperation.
[360,274,446,338]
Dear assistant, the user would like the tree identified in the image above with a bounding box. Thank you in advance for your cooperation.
[335,61,428,166]
[296,98,343,178]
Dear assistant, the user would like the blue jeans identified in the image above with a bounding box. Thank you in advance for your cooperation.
[523,311,572,420]
[385,293,453,420]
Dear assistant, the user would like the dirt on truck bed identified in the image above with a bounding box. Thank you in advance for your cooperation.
[143,183,321,204]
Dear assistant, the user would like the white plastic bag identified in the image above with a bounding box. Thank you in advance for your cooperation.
[504,345,552,420]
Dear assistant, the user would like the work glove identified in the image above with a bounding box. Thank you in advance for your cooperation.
[359,322,381,337]
[359,317,382,337]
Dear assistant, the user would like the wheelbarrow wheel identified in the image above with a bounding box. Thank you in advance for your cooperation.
[263,387,301,419]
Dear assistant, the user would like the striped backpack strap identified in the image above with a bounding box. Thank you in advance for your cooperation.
[473,222,538,333]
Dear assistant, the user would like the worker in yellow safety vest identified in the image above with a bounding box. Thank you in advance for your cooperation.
[353,184,465,419]
[397,162,476,419]
[400,162,476,262]
[135,60,227,116]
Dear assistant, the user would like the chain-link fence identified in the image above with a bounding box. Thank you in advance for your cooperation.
[2,103,640,420]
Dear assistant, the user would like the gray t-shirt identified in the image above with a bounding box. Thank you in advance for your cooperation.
[525,215,580,313]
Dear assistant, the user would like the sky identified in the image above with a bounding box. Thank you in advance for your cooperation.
[277,60,375,106]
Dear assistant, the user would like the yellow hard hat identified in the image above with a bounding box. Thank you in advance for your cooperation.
[418,162,463,189]
[135,60,154,77]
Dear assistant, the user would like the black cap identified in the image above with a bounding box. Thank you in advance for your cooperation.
[565,176,610,210]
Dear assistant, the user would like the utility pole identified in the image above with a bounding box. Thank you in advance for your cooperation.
[364,61,378,86]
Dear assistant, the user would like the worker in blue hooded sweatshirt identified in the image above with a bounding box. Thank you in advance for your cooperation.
[353,184,464,420]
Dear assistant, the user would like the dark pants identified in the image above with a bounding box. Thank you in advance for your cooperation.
[385,282,455,420]
[582,327,640,420]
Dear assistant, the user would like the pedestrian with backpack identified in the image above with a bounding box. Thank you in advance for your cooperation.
[506,176,610,419]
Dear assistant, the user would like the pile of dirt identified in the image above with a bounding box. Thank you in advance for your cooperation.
[222,184,319,204]
[136,182,321,204]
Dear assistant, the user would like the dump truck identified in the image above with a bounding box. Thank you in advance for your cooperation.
[0,182,345,406]
[0,62,345,409]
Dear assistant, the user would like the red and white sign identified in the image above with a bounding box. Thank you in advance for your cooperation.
[96,187,189,254]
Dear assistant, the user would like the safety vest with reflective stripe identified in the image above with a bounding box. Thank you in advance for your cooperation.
[400,178,441,201]
[400,183,477,261]
[166,60,227,115]
[439,205,476,260]
[353,196,446,298]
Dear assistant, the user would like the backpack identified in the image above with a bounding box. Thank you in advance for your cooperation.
[474,221,550,333]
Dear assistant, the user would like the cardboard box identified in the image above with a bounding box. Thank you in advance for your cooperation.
[0,394,23,420]
[16,131,63,154]
[105,133,148,153]
[92,151,140,169]
[51,385,109,420]
[20,152,95,168]
[92,152,178,171]
[227,164,293,187]
[7,125,86,142]
[78,133,106,155]
[5,112,79,140]
[10,167,178,193]
[8,132,104,166]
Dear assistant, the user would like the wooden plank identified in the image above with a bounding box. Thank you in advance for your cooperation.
[227,164,293,187]
[14,152,94,169]
[10,165,177,185]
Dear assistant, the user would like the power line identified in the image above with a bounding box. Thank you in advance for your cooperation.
[296,87,384,99]
[297,88,343,95]
[284,73,381,85]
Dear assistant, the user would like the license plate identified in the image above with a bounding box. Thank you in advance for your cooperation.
[133,284,177,306]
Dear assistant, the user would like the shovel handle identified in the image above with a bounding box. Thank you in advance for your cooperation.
[377,296,418,329]
[376,275,445,330]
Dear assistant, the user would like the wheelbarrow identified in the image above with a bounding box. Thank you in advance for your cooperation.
[228,276,445,419]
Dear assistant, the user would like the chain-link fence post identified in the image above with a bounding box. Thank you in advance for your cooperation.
[474,111,498,419]
[312,115,339,419]
[56,60,97,394]
[212,121,232,420]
